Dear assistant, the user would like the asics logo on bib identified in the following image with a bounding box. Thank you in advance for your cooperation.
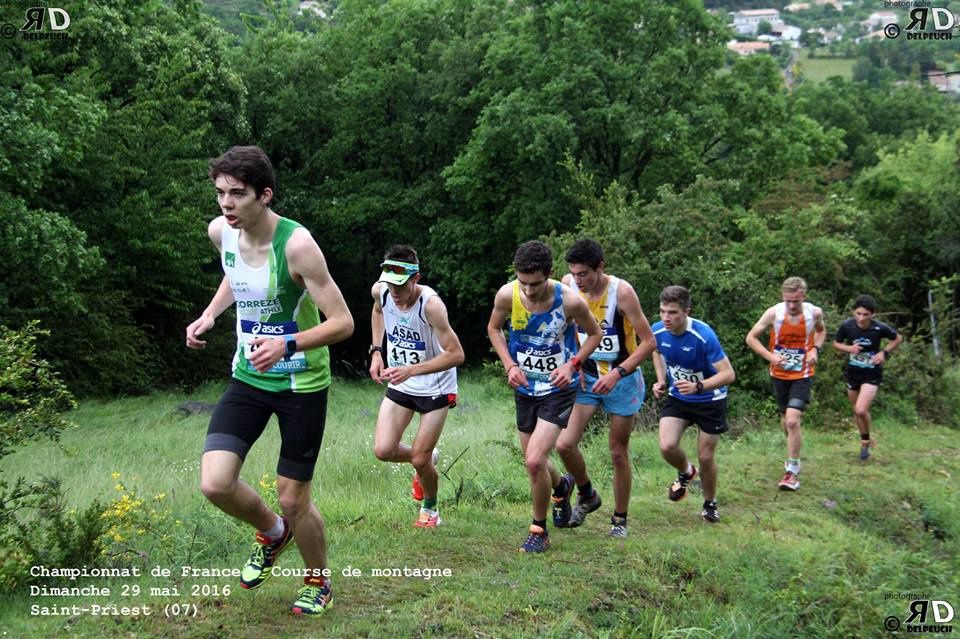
[253,323,285,335]
[240,320,297,336]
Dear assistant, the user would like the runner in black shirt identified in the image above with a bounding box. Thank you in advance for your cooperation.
[832,295,902,460]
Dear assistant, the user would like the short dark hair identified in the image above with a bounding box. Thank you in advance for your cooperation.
[208,145,276,198]
[660,285,691,310]
[384,244,419,264]
[853,294,877,313]
[514,240,553,276]
[565,239,604,269]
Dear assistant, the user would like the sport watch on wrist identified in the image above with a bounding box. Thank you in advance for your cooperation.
[615,366,629,378]
[369,344,383,356]
[284,335,297,359]
[695,380,705,393]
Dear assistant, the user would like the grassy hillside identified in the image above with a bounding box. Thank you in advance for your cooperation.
[1,372,957,638]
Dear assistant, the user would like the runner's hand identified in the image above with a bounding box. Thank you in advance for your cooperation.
[248,337,284,373]
[507,365,528,390]
[652,381,666,399]
[549,361,575,388]
[674,379,698,395]
[369,352,385,383]
[186,315,214,349]
[381,366,415,385]
[591,371,618,395]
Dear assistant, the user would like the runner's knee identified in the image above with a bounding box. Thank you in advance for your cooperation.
[278,491,310,519]
[555,438,576,457]
[410,449,434,472]
[373,441,397,462]
[609,443,630,467]
[199,476,235,503]
[524,455,547,477]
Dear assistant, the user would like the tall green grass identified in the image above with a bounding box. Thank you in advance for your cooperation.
[1,371,957,638]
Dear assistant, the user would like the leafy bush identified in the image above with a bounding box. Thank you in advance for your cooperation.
[0,323,106,592]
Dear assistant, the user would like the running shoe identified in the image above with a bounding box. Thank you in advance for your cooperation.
[518,525,550,553]
[291,580,332,616]
[414,508,441,528]
[609,515,628,539]
[701,500,720,523]
[859,439,876,461]
[411,448,440,501]
[668,465,698,502]
[778,471,800,491]
[567,490,602,528]
[551,473,575,528]
[240,518,294,590]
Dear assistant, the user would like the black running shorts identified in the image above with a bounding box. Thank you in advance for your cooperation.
[514,386,577,433]
[204,380,328,481]
[660,395,728,435]
[385,388,457,414]
[771,377,813,413]
[845,367,882,391]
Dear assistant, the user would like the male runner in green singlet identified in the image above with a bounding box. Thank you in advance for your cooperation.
[186,145,353,616]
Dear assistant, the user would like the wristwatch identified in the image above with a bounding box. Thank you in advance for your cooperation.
[615,366,629,378]
[695,380,705,393]
[284,335,297,359]
[369,344,383,356]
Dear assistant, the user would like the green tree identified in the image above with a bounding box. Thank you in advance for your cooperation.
[1,0,249,392]
[852,130,960,333]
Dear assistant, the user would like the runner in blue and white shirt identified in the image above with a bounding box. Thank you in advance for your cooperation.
[651,286,735,524]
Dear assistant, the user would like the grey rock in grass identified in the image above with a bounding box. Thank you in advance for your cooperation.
[177,401,216,416]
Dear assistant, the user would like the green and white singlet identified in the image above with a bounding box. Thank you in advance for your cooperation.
[221,217,330,393]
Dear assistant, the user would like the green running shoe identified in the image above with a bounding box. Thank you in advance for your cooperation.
[291,581,332,616]
[240,519,294,590]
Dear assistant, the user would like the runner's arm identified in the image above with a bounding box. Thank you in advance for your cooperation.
[651,346,667,398]
[487,284,528,389]
[613,280,656,374]
[369,282,386,382]
[874,331,903,365]
[808,307,827,365]
[704,356,735,390]
[186,218,232,349]
[591,281,655,394]
[551,289,601,388]
[286,229,354,350]
[745,308,779,365]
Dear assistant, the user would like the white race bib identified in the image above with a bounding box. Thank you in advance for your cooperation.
[668,364,704,385]
[387,333,426,368]
[849,352,875,369]
[580,326,621,362]
[517,344,562,381]
[775,347,805,372]
[240,319,307,372]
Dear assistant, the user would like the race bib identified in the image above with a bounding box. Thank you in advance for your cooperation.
[849,352,875,369]
[775,347,805,372]
[668,364,704,386]
[240,319,307,373]
[387,333,426,368]
[517,344,562,381]
[580,326,621,362]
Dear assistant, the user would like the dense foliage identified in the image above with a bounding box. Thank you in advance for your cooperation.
[1,0,957,422]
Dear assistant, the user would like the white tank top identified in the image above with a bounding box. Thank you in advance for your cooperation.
[381,285,458,397]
